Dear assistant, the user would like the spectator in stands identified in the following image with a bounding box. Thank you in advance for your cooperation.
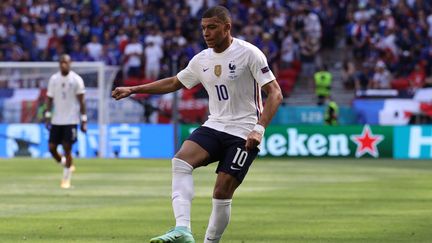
[314,64,332,106]
[427,10,432,38]
[342,59,356,89]
[422,44,432,77]
[35,24,49,57]
[62,26,76,54]
[321,4,338,49]
[18,22,35,53]
[396,28,414,53]
[304,7,322,40]
[45,28,61,60]
[144,40,163,80]
[354,63,371,90]
[86,35,103,61]
[102,43,119,66]
[173,27,187,47]
[300,34,320,78]
[350,14,369,60]
[280,28,297,69]
[370,61,392,89]
[425,76,432,88]
[70,42,86,61]
[123,34,144,78]
[115,28,129,53]
[408,63,426,93]
[145,25,164,49]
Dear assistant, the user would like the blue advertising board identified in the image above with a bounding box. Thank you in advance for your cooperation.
[394,126,432,159]
[0,124,174,159]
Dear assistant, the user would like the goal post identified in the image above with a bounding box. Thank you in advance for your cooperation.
[0,61,119,158]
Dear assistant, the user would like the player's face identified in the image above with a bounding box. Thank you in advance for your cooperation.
[59,57,71,74]
[201,17,230,49]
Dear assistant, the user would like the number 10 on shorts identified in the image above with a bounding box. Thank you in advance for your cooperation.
[232,147,248,167]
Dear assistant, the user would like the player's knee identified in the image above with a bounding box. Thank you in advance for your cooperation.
[63,150,72,156]
[213,186,233,199]
[172,158,194,200]
[172,158,193,174]
[48,144,57,153]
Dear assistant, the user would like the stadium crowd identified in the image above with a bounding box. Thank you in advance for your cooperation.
[0,0,345,85]
[1,0,432,96]
[343,0,432,93]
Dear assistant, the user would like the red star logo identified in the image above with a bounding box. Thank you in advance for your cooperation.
[350,125,383,158]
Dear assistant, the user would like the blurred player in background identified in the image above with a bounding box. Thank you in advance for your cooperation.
[112,6,282,243]
[45,54,87,189]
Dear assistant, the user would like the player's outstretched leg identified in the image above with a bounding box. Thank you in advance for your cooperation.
[150,158,195,242]
[149,226,195,243]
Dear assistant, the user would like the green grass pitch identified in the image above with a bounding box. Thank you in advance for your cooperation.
[1,157,432,242]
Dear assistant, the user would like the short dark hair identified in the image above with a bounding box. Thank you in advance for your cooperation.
[202,5,231,23]
[60,54,71,62]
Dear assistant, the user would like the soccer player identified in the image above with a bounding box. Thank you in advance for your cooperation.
[45,54,87,189]
[112,6,282,243]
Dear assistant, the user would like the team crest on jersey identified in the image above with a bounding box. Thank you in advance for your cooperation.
[228,61,238,79]
[214,65,222,77]
[229,61,236,73]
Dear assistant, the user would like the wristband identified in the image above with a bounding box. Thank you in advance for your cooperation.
[44,111,52,118]
[253,124,265,136]
[81,114,88,122]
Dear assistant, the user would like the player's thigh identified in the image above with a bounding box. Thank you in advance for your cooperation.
[175,126,222,168]
[62,125,78,145]
[49,125,62,146]
[175,140,210,168]
[217,138,259,184]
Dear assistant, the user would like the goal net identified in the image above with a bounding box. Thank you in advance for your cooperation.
[0,62,119,158]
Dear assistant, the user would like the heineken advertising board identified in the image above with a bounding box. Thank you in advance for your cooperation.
[394,126,432,159]
[180,125,393,158]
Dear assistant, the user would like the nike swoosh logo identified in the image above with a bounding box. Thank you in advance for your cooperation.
[230,165,241,171]
[203,68,209,72]
[206,237,218,241]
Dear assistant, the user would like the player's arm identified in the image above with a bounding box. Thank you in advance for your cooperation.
[258,80,283,127]
[245,80,283,151]
[77,93,87,133]
[44,97,53,130]
[111,76,184,100]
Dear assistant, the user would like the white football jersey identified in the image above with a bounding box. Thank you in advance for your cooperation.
[177,38,275,139]
[47,71,85,125]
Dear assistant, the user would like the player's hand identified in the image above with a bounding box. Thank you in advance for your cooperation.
[245,130,262,151]
[45,122,51,131]
[80,121,87,133]
[112,87,133,100]
[45,119,51,131]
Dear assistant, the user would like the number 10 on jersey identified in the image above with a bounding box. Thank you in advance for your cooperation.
[215,85,229,101]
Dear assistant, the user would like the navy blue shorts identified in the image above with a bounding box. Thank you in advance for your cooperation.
[187,126,259,183]
[49,124,78,145]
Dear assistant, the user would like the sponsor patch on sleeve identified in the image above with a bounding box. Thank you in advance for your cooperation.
[261,66,270,73]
